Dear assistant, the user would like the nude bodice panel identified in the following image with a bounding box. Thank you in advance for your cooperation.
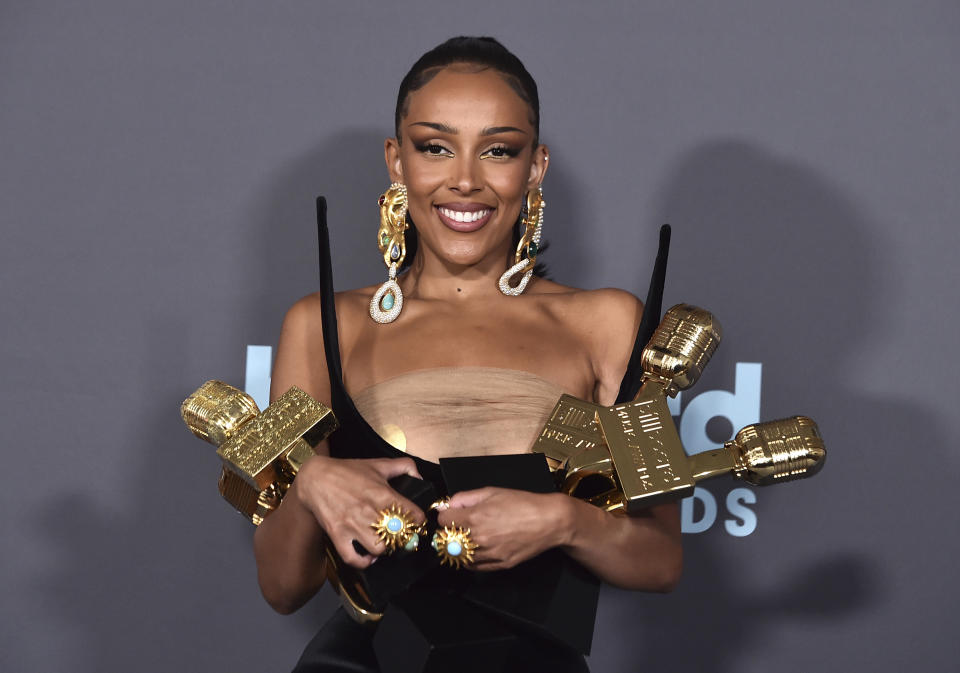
[350,367,564,463]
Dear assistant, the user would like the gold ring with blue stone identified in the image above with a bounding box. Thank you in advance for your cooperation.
[371,504,419,554]
[431,522,478,569]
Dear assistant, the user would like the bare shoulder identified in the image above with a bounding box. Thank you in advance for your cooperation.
[281,291,324,329]
[532,278,643,336]
[575,287,643,331]
[330,285,377,346]
[532,279,643,404]
[280,286,371,331]
[272,286,379,404]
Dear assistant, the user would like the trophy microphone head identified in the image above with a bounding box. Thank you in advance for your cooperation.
[180,380,260,447]
[641,304,722,396]
[730,416,826,486]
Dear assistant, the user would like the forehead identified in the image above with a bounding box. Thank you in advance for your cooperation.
[403,66,533,132]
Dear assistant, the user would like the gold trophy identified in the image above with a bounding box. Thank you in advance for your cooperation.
[181,381,387,622]
[535,304,825,513]
[181,380,339,524]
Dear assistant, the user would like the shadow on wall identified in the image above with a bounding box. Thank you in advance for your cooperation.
[31,315,341,673]
[588,140,952,671]
[28,132,397,672]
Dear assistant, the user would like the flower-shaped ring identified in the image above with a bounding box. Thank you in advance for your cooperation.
[432,523,478,569]
[371,504,420,553]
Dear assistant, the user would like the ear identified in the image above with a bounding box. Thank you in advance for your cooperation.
[384,138,403,183]
[527,143,549,190]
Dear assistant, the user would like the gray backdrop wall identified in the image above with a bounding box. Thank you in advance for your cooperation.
[3,1,958,671]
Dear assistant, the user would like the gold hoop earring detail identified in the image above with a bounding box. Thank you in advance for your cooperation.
[370,183,408,323]
[498,187,544,296]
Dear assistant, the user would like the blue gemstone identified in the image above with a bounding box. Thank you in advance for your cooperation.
[431,534,440,551]
[381,292,395,310]
[390,244,400,260]
[404,533,419,552]
[386,517,403,533]
[446,540,462,557]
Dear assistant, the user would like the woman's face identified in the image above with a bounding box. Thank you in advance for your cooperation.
[385,64,548,270]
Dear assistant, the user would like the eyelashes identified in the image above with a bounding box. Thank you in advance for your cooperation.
[412,142,520,159]
[484,145,520,159]
[414,142,450,156]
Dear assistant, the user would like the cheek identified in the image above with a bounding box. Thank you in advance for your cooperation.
[405,164,447,192]
[399,149,445,188]
[399,165,440,216]
[486,162,529,192]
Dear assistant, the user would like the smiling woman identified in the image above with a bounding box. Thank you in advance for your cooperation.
[386,64,546,290]
[252,36,681,673]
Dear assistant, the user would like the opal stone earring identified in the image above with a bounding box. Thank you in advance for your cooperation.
[498,187,544,296]
[370,183,409,323]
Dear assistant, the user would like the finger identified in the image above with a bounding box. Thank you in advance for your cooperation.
[373,457,422,481]
[436,510,472,528]
[372,493,426,526]
[468,544,504,568]
[471,561,508,572]
[362,502,422,552]
[448,487,497,509]
[330,534,375,569]
[351,505,395,555]
[355,527,388,558]
[343,551,375,569]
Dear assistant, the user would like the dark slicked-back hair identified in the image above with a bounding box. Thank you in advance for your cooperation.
[395,36,540,145]
[394,37,548,277]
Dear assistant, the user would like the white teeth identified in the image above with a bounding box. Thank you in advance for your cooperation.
[439,207,490,223]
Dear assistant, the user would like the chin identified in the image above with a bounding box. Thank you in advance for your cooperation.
[440,245,488,267]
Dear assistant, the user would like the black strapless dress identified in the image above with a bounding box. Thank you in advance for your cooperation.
[291,199,670,673]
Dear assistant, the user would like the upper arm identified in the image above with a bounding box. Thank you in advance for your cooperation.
[589,291,680,573]
[270,293,331,408]
[581,289,644,406]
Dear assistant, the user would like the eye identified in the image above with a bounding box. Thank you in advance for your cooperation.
[415,142,452,157]
[482,145,519,159]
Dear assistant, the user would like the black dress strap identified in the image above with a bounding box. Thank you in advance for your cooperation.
[615,224,671,403]
[316,198,346,403]
[315,197,443,486]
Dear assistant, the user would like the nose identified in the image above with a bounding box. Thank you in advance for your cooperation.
[450,155,481,194]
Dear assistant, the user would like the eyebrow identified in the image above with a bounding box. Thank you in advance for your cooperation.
[408,121,528,136]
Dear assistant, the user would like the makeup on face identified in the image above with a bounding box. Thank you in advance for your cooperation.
[391,67,543,266]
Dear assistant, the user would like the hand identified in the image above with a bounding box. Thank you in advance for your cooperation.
[295,455,425,569]
[436,488,571,571]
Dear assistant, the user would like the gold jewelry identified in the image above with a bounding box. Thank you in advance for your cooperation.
[498,187,544,296]
[431,522,478,569]
[370,182,409,323]
[429,497,451,513]
[371,503,420,553]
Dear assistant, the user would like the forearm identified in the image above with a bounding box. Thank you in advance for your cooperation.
[555,494,682,592]
[252,479,329,614]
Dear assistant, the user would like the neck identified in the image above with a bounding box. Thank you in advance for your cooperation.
[400,245,516,303]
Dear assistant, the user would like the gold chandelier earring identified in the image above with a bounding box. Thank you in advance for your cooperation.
[369,183,409,323]
[498,187,544,296]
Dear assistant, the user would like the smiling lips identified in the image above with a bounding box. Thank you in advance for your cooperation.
[435,204,494,232]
